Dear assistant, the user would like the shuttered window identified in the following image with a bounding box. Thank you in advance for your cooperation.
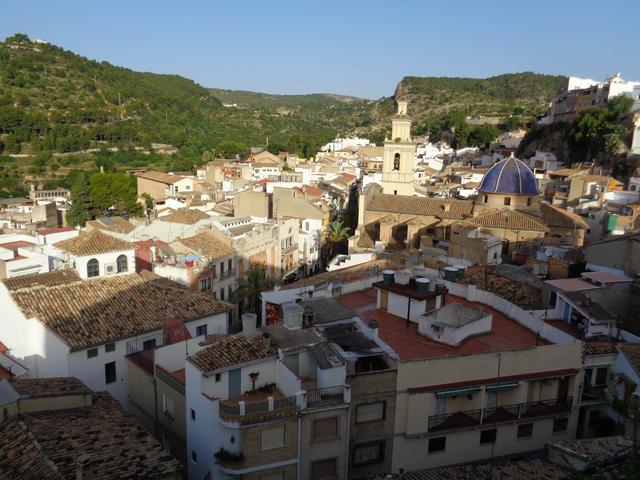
[260,426,285,451]
[356,402,385,423]
[353,442,384,466]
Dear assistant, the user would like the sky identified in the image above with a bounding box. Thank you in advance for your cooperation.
[2,0,639,99]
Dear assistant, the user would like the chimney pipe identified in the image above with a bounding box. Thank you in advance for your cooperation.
[75,454,93,480]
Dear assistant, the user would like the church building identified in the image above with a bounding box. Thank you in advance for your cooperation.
[351,100,588,258]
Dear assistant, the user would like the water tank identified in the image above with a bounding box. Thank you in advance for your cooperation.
[396,269,411,285]
[282,303,304,329]
[241,313,257,333]
[416,277,430,295]
[444,266,459,281]
[382,270,395,285]
[453,264,467,278]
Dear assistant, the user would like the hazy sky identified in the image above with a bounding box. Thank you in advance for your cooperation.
[2,0,638,99]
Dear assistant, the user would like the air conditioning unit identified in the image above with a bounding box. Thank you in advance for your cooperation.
[104,263,117,274]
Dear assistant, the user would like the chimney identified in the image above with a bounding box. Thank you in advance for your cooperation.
[302,305,315,328]
[75,454,93,480]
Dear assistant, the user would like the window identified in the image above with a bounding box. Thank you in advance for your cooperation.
[428,436,446,453]
[480,428,497,444]
[353,441,384,465]
[393,153,400,171]
[260,426,285,451]
[199,277,210,292]
[190,408,196,421]
[517,423,533,439]
[553,418,568,433]
[196,324,208,337]
[595,367,608,386]
[163,394,175,418]
[483,194,488,203]
[191,450,197,463]
[105,342,115,353]
[527,197,532,206]
[228,285,232,299]
[87,258,99,278]
[215,373,221,382]
[312,417,339,442]
[311,458,337,480]
[220,262,225,274]
[105,361,116,384]
[356,402,385,423]
[116,254,128,273]
[142,338,156,350]
[228,259,233,271]
[220,288,225,301]
[503,197,511,206]
[87,348,98,359]
[393,190,397,195]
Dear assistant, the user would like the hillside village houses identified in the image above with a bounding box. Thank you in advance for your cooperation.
[4,92,640,479]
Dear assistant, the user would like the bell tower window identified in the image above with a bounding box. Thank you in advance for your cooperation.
[393,153,400,171]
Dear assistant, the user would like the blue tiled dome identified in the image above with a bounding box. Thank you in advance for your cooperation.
[478,156,539,195]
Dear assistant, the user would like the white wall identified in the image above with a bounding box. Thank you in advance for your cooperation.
[184,313,229,338]
[73,249,135,279]
[0,285,70,378]
[276,361,302,396]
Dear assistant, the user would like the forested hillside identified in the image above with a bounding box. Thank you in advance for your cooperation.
[0,33,568,198]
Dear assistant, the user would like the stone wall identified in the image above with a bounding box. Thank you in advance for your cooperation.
[464,266,542,310]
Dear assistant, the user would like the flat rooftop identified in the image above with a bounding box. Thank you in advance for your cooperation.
[337,289,547,361]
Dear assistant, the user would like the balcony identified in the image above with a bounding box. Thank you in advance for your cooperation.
[581,385,606,403]
[281,243,299,254]
[218,268,236,280]
[125,332,164,375]
[214,448,244,469]
[307,385,347,408]
[427,397,573,433]
[219,385,349,424]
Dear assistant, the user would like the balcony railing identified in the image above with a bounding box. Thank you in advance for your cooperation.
[427,397,573,432]
[219,386,348,422]
[581,385,606,402]
[307,385,346,408]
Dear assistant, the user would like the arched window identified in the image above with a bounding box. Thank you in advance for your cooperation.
[87,258,99,278]
[393,153,400,171]
[116,254,128,273]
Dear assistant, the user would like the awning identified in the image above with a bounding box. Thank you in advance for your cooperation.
[436,386,482,398]
[486,382,519,392]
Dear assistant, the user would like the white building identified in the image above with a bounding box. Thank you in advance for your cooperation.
[0,270,232,406]
[53,229,136,279]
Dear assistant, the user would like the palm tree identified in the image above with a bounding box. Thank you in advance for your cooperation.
[231,266,274,327]
[324,219,351,263]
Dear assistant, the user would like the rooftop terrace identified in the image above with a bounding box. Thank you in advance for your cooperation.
[337,289,547,361]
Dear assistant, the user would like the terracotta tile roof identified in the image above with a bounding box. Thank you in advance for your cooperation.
[7,393,182,479]
[281,259,396,290]
[37,227,76,236]
[583,342,618,356]
[8,377,91,398]
[187,334,277,374]
[176,231,236,260]
[549,435,632,465]
[540,203,589,229]
[54,230,135,256]
[383,459,567,480]
[469,208,549,231]
[2,269,81,291]
[367,194,473,219]
[135,170,183,184]
[158,208,211,225]
[86,216,135,234]
[618,343,640,376]
[0,417,63,479]
[9,272,233,351]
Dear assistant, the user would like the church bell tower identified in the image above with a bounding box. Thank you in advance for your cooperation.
[381,100,415,196]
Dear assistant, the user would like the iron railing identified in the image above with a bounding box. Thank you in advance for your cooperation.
[428,397,573,432]
[307,385,345,407]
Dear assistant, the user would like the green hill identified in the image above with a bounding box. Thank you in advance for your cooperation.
[0,33,567,197]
